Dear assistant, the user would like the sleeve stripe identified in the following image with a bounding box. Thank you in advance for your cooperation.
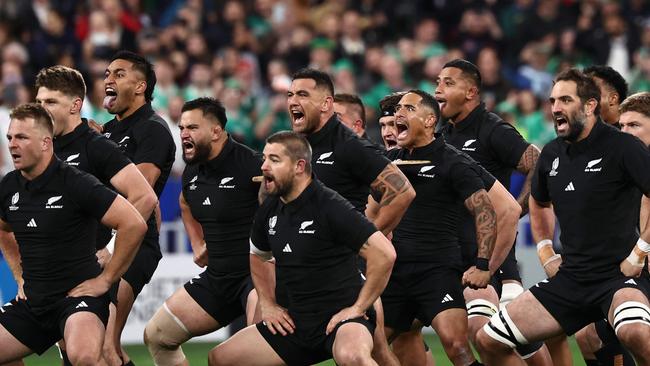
[250,239,273,261]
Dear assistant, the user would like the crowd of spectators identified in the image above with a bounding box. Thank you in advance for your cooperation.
[0,0,649,177]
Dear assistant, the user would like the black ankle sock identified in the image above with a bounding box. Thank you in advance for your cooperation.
[585,360,601,366]
[122,361,135,366]
[60,349,72,366]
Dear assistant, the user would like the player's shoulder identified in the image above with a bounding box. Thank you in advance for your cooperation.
[231,138,263,162]
[182,163,200,183]
[0,171,19,196]
[313,179,354,209]
[133,111,173,138]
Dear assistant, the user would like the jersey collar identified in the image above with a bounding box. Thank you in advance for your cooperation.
[563,118,609,156]
[306,114,339,146]
[404,135,446,159]
[281,178,318,215]
[54,120,91,150]
[108,103,154,133]
[448,103,485,133]
[202,135,236,172]
[18,156,60,191]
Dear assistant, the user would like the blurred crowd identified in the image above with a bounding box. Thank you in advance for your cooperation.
[0,0,650,177]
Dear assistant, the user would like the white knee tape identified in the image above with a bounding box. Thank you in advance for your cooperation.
[483,307,529,348]
[499,283,524,308]
[613,301,650,335]
[144,303,192,366]
[466,299,498,319]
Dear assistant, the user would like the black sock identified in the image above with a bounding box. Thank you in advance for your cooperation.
[595,344,636,366]
[122,361,135,366]
[585,360,601,366]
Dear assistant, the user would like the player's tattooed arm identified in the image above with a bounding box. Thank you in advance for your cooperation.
[515,144,541,216]
[369,164,415,234]
[464,189,497,260]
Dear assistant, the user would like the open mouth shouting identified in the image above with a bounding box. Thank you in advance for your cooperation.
[395,118,409,142]
[554,113,569,135]
[290,108,305,128]
[104,86,117,109]
[435,97,447,113]
[263,173,276,192]
[182,139,195,157]
[384,136,398,150]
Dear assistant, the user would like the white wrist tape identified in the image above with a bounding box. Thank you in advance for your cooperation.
[106,232,116,254]
[637,238,650,253]
[626,252,645,268]
[542,254,561,268]
[536,239,553,251]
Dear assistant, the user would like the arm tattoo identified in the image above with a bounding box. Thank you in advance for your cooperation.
[515,145,540,216]
[370,164,411,207]
[464,189,497,260]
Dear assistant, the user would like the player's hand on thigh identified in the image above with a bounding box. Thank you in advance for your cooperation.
[260,302,295,336]
[326,305,367,335]
[462,266,491,289]
[68,276,112,298]
[543,256,562,278]
[620,258,644,277]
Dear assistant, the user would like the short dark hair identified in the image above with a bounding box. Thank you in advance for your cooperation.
[181,97,228,128]
[266,131,312,174]
[334,93,366,128]
[620,92,650,118]
[584,65,628,102]
[407,89,440,119]
[10,103,54,136]
[291,68,334,96]
[379,92,406,117]
[35,66,86,100]
[555,68,601,116]
[110,50,156,102]
[443,59,482,90]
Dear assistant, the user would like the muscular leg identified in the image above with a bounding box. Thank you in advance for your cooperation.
[608,287,650,365]
[64,312,106,366]
[101,303,122,365]
[430,308,476,365]
[370,298,400,366]
[144,287,220,366]
[112,279,136,364]
[0,324,31,364]
[208,325,285,366]
[545,335,573,366]
[332,322,377,366]
[391,326,435,366]
[576,324,600,363]
[476,290,565,366]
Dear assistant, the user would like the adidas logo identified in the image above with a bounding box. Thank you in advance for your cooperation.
[462,139,477,151]
[441,294,454,303]
[625,279,637,285]
[564,182,575,191]
[202,197,211,206]
[316,151,334,165]
[75,301,88,309]
[27,218,37,228]
[282,243,292,253]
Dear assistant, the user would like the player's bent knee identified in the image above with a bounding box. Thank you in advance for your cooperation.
[67,349,101,366]
[481,308,528,349]
[612,301,650,338]
[467,298,499,320]
[335,345,371,366]
[144,303,191,366]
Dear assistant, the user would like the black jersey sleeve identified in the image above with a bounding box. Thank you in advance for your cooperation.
[250,199,273,252]
[132,122,175,169]
[531,145,552,202]
[340,139,390,186]
[66,168,118,220]
[620,135,650,195]
[87,135,132,182]
[448,157,488,201]
[488,122,530,168]
[325,192,377,252]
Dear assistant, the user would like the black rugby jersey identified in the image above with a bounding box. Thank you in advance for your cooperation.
[0,158,117,309]
[54,121,131,248]
[103,103,175,248]
[386,137,490,265]
[306,115,390,212]
[532,120,650,280]
[182,136,261,280]
[250,179,377,313]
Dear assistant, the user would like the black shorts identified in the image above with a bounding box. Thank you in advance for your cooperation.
[122,241,162,297]
[0,295,110,355]
[184,271,253,326]
[382,262,465,332]
[257,308,376,365]
[529,270,650,335]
